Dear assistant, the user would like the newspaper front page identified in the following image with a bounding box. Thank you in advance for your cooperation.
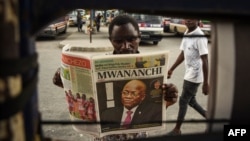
[60,45,169,138]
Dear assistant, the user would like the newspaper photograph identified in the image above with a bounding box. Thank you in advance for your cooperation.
[60,45,169,137]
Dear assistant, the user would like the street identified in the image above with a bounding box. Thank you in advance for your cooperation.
[36,25,210,141]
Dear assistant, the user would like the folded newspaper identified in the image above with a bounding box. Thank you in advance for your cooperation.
[60,44,170,137]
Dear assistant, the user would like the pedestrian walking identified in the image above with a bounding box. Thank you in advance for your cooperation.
[77,10,82,32]
[95,13,102,32]
[167,19,209,135]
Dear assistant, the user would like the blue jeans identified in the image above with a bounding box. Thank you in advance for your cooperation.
[77,22,82,31]
[177,80,206,121]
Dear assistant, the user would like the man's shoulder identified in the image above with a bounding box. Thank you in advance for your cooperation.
[139,101,161,109]
[186,27,204,35]
[194,27,205,35]
[137,102,162,116]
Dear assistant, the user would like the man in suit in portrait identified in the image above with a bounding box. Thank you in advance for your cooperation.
[100,79,162,131]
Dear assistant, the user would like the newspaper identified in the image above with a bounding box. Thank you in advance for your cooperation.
[60,44,170,138]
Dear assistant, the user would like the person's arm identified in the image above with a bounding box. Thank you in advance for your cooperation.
[167,51,184,79]
[201,54,209,95]
[52,67,64,88]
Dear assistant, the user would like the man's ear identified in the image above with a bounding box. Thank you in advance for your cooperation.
[138,34,141,42]
[141,92,146,100]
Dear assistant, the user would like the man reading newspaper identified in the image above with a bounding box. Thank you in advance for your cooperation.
[53,14,178,140]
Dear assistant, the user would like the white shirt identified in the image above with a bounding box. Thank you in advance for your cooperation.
[180,27,208,83]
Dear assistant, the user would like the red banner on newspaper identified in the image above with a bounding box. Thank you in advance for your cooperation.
[62,54,91,69]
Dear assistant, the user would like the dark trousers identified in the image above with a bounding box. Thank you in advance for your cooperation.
[177,80,206,121]
[77,22,82,32]
[96,23,100,32]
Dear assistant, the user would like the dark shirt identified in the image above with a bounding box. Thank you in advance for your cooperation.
[77,13,82,23]
[96,15,102,23]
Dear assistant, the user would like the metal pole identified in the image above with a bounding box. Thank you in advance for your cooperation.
[90,9,92,43]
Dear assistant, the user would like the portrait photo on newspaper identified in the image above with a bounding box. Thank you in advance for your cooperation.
[97,77,165,133]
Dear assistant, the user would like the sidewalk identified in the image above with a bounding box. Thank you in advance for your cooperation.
[59,26,113,52]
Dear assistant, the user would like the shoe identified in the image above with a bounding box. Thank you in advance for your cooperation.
[167,129,181,136]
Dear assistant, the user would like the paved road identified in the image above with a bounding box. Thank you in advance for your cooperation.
[36,25,209,141]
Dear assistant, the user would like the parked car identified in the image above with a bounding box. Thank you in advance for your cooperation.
[169,18,186,35]
[36,16,68,38]
[169,18,211,37]
[67,9,87,26]
[129,13,163,45]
